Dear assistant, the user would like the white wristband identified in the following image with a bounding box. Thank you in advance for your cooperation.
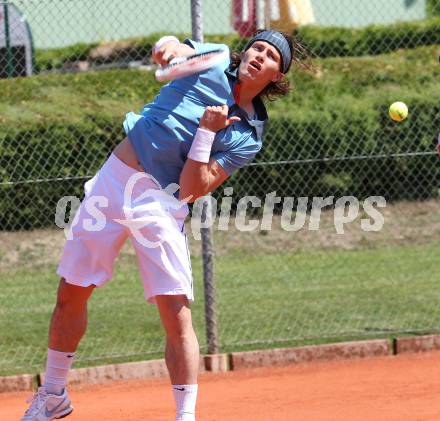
[153,36,180,54]
[188,128,216,163]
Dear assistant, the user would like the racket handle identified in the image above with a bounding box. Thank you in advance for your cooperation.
[155,68,167,82]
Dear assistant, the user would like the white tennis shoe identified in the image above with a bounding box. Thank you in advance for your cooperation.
[21,386,73,421]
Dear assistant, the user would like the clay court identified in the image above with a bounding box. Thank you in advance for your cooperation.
[3,351,440,421]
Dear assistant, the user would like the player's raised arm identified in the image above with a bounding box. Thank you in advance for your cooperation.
[179,105,241,202]
[152,35,195,66]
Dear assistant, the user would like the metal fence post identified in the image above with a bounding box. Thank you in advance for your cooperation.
[200,198,218,354]
[191,0,204,43]
[191,0,219,355]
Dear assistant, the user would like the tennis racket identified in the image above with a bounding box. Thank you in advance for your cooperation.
[155,49,229,82]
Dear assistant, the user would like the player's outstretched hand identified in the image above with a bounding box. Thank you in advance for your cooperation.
[199,105,241,133]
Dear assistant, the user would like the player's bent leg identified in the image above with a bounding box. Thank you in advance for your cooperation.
[22,153,136,419]
[49,278,95,351]
[156,294,199,421]
[46,278,94,394]
[21,278,94,421]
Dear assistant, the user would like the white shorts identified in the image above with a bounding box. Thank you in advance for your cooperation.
[57,153,193,304]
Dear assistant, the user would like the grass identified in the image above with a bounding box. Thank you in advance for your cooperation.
[1,239,439,376]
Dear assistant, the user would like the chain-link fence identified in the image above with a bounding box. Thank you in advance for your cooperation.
[1,0,439,375]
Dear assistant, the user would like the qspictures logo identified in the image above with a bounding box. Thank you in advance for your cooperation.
[55,173,386,248]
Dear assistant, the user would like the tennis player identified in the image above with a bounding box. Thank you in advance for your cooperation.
[22,30,298,421]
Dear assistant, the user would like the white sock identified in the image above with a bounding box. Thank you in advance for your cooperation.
[44,348,75,395]
[172,384,198,421]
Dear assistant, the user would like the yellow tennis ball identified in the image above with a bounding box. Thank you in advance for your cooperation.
[389,102,408,122]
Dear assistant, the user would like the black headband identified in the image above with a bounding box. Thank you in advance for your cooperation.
[244,30,292,73]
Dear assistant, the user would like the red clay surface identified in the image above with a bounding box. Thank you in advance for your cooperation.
[2,352,440,421]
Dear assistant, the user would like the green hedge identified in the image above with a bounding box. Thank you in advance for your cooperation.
[297,18,440,58]
[1,45,439,229]
[0,121,120,230]
[34,18,440,72]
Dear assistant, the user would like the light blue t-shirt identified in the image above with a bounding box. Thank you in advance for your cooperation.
[123,39,268,189]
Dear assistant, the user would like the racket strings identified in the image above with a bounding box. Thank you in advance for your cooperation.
[166,50,224,69]
[156,48,228,81]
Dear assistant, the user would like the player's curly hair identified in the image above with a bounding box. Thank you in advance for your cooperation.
[229,30,313,101]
